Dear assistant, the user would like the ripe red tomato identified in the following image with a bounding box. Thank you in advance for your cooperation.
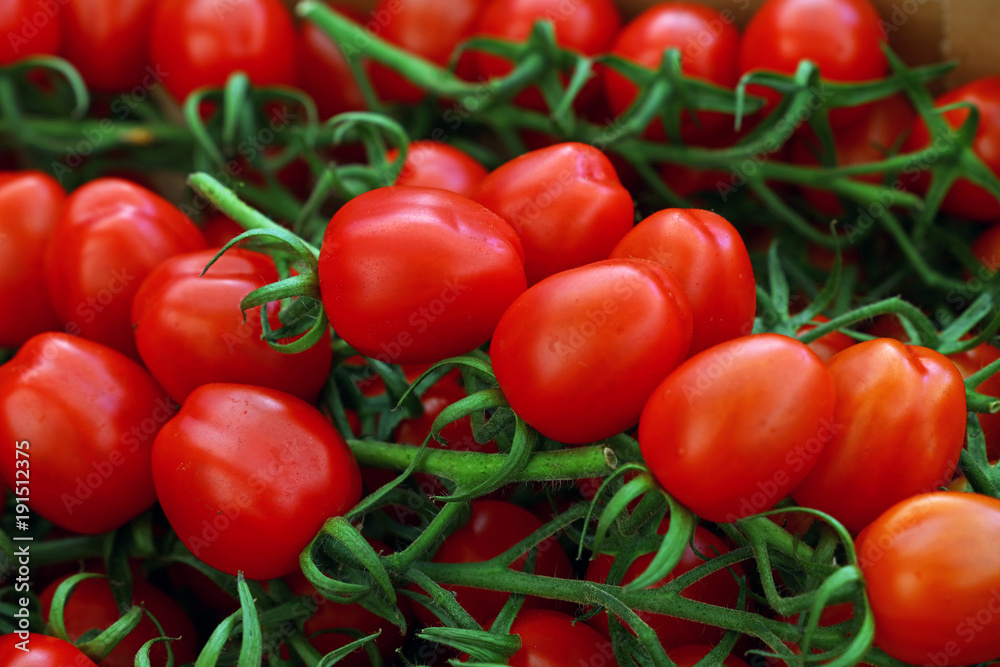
[492,259,693,444]
[791,95,915,215]
[973,222,1000,272]
[640,334,836,523]
[603,3,740,141]
[43,178,206,360]
[298,3,367,119]
[412,500,573,627]
[669,645,750,667]
[199,213,245,247]
[152,383,362,579]
[472,0,621,109]
[148,0,297,101]
[60,0,157,92]
[586,522,743,649]
[0,633,98,666]
[610,208,755,355]
[318,186,526,365]
[0,171,65,348]
[367,0,484,104]
[0,1,61,65]
[131,248,332,403]
[738,0,888,127]
[0,333,169,534]
[796,314,855,362]
[946,342,1000,460]
[857,492,1000,665]
[904,76,1000,221]
[385,141,488,197]
[285,540,411,667]
[508,609,612,667]
[792,338,966,533]
[471,143,635,285]
[40,575,198,667]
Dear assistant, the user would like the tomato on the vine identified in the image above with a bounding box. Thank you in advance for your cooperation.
[131,248,332,403]
[152,383,362,579]
[508,609,612,666]
[491,258,693,444]
[0,171,64,348]
[948,341,1000,460]
[857,492,1000,665]
[796,314,855,362]
[0,1,60,65]
[386,140,488,197]
[639,334,836,523]
[0,333,169,534]
[318,186,526,365]
[792,338,966,533]
[0,633,98,667]
[471,142,635,285]
[668,645,750,667]
[43,178,206,360]
[149,0,297,101]
[610,208,755,354]
[298,3,367,119]
[60,0,157,93]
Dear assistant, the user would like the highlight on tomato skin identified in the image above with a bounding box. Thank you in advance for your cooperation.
[0,633,99,667]
[386,140,489,197]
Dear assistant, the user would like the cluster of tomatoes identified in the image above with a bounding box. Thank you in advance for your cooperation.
[3,0,1000,665]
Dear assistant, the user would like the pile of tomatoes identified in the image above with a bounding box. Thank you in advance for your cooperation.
[2,0,1000,665]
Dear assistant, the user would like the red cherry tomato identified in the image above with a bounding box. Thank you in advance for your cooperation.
[492,258,693,444]
[0,633,98,666]
[0,171,65,348]
[668,645,750,667]
[857,492,1000,665]
[948,342,1000,460]
[60,0,157,92]
[473,0,621,109]
[318,186,526,364]
[973,222,1000,272]
[132,248,332,403]
[586,523,743,649]
[412,500,573,627]
[149,0,297,101]
[610,208,755,355]
[738,0,888,127]
[904,76,1000,221]
[386,141,488,197]
[0,333,170,534]
[199,213,245,247]
[603,3,740,141]
[791,95,915,215]
[471,142,635,286]
[640,334,836,523]
[152,383,362,579]
[792,338,966,533]
[367,0,484,104]
[797,314,855,362]
[508,609,613,667]
[43,178,206,360]
[298,3,367,119]
[40,575,198,667]
[0,1,61,65]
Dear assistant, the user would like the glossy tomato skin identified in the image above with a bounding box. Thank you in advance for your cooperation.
[472,143,635,285]
[43,178,206,360]
[473,0,621,109]
[792,339,966,533]
[508,609,612,667]
[797,314,854,362]
[610,208,755,355]
[0,171,65,348]
[791,95,915,215]
[0,333,169,533]
[0,1,61,64]
[40,575,198,667]
[640,334,836,523]
[298,3,367,119]
[668,645,750,667]
[152,383,362,579]
[149,0,297,101]
[318,186,526,365]
[367,0,483,104]
[60,0,157,92]
[904,76,1000,221]
[492,259,693,444]
[0,633,98,666]
[385,141,488,197]
[586,523,743,649]
[603,3,740,141]
[857,493,1000,665]
[132,248,332,403]
[948,342,1000,460]
[738,0,888,127]
[413,500,573,628]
